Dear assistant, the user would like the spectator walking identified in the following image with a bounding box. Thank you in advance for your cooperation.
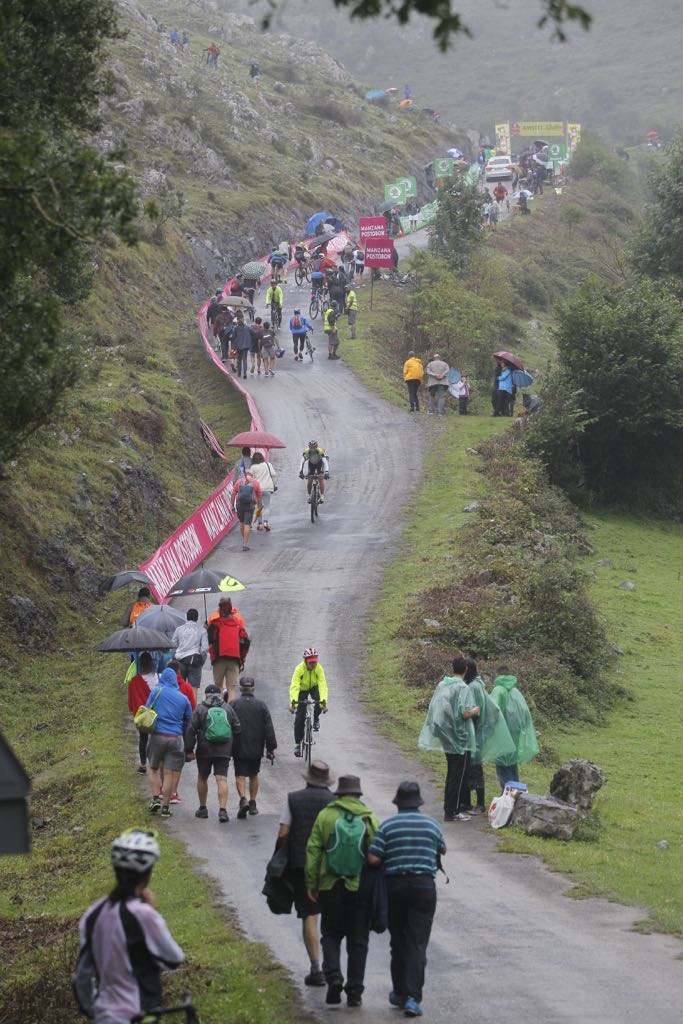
[185,684,240,822]
[249,317,264,375]
[278,760,336,987]
[74,831,184,1024]
[306,775,379,1008]
[402,351,424,412]
[233,446,251,482]
[230,470,262,551]
[425,353,449,415]
[249,451,277,531]
[418,656,479,822]
[171,609,208,693]
[260,320,277,377]
[456,374,470,415]
[232,314,252,379]
[231,676,277,818]
[490,666,539,788]
[289,307,314,361]
[353,246,365,285]
[462,658,515,815]
[123,586,153,627]
[207,596,250,700]
[145,667,193,818]
[344,285,358,339]
[367,781,446,1018]
[127,652,157,774]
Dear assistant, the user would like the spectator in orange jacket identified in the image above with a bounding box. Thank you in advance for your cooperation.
[207,596,250,700]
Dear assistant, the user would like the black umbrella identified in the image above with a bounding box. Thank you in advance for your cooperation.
[95,627,175,652]
[102,569,155,593]
[135,605,185,637]
[168,568,245,619]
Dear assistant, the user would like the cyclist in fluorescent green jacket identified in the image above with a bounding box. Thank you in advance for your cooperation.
[290,648,328,756]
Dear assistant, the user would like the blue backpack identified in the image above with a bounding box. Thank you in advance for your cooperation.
[237,481,254,504]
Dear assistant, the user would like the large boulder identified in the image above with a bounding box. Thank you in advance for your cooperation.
[510,793,580,841]
[549,759,606,811]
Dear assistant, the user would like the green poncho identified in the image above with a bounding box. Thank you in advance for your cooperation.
[490,675,539,766]
[467,676,516,765]
[418,676,475,755]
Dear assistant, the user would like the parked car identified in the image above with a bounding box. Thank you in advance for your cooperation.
[485,155,515,181]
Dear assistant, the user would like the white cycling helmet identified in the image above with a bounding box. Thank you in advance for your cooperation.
[111,829,160,873]
[303,647,319,660]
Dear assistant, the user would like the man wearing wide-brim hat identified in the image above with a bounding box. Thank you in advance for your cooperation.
[305,774,379,1008]
[277,760,336,988]
[367,781,446,1018]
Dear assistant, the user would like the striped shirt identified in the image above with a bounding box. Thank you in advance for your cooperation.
[369,810,446,877]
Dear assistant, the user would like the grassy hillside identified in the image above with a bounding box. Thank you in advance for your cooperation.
[253,0,681,144]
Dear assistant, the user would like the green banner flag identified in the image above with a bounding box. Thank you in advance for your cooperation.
[394,176,417,198]
[384,181,407,203]
[547,142,568,161]
[433,157,455,178]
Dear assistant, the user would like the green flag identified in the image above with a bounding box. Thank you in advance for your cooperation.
[384,181,407,203]
[394,176,417,198]
[433,157,455,178]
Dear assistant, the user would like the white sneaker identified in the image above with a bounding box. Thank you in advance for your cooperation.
[318,495,325,503]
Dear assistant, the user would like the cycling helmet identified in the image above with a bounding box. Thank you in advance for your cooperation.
[294,307,301,314]
[344,284,352,291]
[308,439,318,448]
[111,829,160,873]
[303,647,319,660]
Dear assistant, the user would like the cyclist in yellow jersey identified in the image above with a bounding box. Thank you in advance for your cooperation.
[290,647,328,756]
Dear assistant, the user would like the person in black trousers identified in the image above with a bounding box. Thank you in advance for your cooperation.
[367,782,446,1018]
[230,676,277,817]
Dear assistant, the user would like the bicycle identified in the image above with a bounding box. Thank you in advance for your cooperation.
[132,993,199,1023]
[308,472,323,523]
[299,697,321,767]
[309,286,330,320]
[270,299,282,329]
[294,257,311,287]
[304,330,315,362]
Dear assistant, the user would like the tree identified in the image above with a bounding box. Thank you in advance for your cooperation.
[633,132,683,279]
[526,277,683,515]
[0,0,139,466]
[428,177,483,273]
[259,0,591,49]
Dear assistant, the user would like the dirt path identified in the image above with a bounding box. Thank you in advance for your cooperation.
[167,243,683,1022]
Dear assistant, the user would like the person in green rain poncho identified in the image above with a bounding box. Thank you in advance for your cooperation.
[462,658,516,814]
[418,656,480,822]
[490,666,539,789]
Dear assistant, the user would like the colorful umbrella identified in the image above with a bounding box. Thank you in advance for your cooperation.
[240,261,267,278]
[306,211,330,235]
[95,627,174,653]
[494,350,525,371]
[168,568,245,620]
[226,430,286,449]
[102,569,155,593]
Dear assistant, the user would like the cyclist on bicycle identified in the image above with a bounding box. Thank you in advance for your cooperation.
[266,280,283,328]
[310,252,326,299]
[294,241,309,267]
[290,647,328,756]
[74,830,185,1024]
[299,440,329,502]
[290,307,314,361]
[267,246,287,283]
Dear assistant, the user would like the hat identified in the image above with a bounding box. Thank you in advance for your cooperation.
[392,781,424,809]
[302,759,334,788]
[239,676,255,691]
[205,684,220,694]
[335,775,362,797]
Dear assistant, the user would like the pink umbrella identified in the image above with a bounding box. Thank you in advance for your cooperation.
[226,430,286,449]
[493,350,525,371]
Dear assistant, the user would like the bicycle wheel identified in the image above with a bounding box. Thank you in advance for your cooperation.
[310,482,318,523]
[309,296,319,320]
[295,265,304,287]
[305,264,311,283]
[306,335,314,362]
[304,714,313,768]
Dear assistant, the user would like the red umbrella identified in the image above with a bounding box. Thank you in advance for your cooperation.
[493,350,525,370]
[226,430,286,449]
[647,131,659,138]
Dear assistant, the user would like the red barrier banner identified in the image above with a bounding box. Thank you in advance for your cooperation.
[359,217,388,241]
[364,237,395,268]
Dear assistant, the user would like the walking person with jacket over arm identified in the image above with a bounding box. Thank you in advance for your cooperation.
[277,759,336,988]
[368,781,446,1018]
[305,774,379,1008]
[184,684,241,823]
[230,675,277,818]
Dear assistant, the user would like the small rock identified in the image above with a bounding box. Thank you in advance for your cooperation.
[596,559,612,567]
[32,817,47,830]
[617,581,636,591]
[549,759,606,811]
[423,618,442,629]
[73,826,85,833]
[511,793,580,840]
[79,748,90,758]
[477,569,495,584]
[655,840,669,849]
[34,722,49,731]
[465,448,480,455]
[463,502,481,512]
[608,642,625,656]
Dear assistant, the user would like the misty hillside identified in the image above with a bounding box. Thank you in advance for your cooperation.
[248,0,681,143]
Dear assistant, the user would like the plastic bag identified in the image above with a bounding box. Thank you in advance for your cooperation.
[488,787,516,829]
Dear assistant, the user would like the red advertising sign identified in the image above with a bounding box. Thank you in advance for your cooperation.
[359,216,388,242]
[364,237,395,268]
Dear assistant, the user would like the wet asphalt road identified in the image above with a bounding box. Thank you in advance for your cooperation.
[165,236,683,1022]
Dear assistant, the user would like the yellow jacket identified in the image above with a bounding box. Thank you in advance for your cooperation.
[290,661,328,704]
[403,357,424,382]
[345,290,358,312]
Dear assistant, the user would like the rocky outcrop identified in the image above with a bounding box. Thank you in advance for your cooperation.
[549,759,606,811]
[510,793,580,841]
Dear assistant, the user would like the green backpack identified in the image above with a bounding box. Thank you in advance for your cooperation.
[205,706,232,743]
[326,811,368,877]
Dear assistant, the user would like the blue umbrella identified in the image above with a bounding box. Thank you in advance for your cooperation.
[447,367,461,398]
[305,211,331,235]
[365,89,386,100]
[512,370,534,388]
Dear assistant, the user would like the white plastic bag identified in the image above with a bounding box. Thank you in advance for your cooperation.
[488,787,516,829]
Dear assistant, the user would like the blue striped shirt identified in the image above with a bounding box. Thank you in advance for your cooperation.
[368,810,446,877]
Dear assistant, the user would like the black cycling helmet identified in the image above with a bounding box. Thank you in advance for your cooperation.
[308,439,318,448]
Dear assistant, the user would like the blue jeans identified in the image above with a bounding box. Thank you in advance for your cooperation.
[496,763,519,789]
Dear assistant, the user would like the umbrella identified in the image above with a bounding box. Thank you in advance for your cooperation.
[494,350,525,371]
[135,604,185,637]
[96,627,174,653]
[224,294,254,309]
[168,568,245,621]
[647,130,659,138]
[365,89,387,100]
[102,569,155,593]
[447,147,463,159]
[324,217,344,232]
[512,370,534,388]
[305,211,330,235]
[240,261,267,278]
[226,429,286,449]
[377,200,397,214]
[447,367,462,398]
